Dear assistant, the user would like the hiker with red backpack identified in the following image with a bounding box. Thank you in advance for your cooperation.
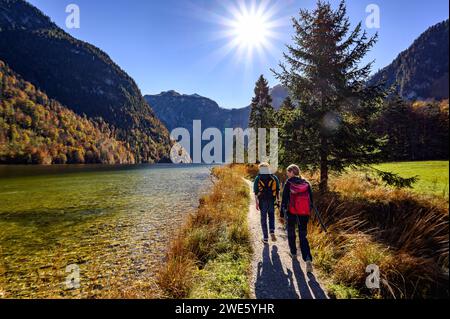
[254,162,281,244]
[281,164,314,273]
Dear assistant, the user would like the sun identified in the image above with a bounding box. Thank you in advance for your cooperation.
[207,0,288,66]
[231,9,270,49]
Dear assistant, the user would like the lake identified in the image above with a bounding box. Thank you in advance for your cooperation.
[0,164,213,298]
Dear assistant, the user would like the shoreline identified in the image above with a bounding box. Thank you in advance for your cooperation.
[157,165,252,299]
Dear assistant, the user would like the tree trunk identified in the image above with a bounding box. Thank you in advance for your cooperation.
[319,138,329,193]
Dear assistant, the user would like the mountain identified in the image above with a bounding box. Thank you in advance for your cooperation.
[145,91,250,133]
[0,59,135,164]
[0,0,171,163]
[371,20,449,100]
[145,86,288,133]
[269,85,289,109]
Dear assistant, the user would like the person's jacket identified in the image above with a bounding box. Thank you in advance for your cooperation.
[281,177,314,217]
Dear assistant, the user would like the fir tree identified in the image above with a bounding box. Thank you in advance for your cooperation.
[273,0,387,191]
[249,75,275,162]
[249,75,275,129]
[276,97,300,167]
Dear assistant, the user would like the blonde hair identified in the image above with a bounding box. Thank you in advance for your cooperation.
[287,164,301,177]
[259,162,270,169]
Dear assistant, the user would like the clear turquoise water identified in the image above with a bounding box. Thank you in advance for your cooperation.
[0,164,213,298]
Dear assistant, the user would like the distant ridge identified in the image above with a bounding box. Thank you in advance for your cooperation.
[145,91,250,133]
[370,19,449,100]
[145,85,288,132]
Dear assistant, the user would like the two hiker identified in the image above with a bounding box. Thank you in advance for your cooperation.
[254,163,314,273]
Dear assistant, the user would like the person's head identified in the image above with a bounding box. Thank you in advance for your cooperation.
[287,164,301,179]
[259,162,271,175]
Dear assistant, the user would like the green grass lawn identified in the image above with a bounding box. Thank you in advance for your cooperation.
[373,161,449,198]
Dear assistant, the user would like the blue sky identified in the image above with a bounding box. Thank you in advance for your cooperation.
[28,0,449,109]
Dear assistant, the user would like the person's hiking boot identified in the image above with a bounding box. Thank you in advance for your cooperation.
[270,233,277,242]
[306,261,314,273]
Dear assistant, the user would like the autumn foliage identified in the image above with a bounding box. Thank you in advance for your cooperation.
[0,60,135,164]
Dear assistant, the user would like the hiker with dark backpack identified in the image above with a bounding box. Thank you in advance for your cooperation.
[254,162,281,244]
[281,164,314,273]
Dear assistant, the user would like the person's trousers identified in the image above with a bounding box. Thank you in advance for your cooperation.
[287,213,313,262]
[259,199,275,240]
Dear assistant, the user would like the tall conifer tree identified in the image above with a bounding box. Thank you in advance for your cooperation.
[273,0,387,191]
[249,75,275,162]
[249,75,275,129]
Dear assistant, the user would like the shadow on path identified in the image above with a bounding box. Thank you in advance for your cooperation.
[307,272,328,300]
[292,259,328,299]
[255,245,298,299]
[254,246,329,299]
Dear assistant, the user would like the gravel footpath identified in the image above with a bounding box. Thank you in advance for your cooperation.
[246,180,328,299]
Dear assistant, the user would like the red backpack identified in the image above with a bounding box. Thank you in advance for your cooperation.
[289,182,311,216]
